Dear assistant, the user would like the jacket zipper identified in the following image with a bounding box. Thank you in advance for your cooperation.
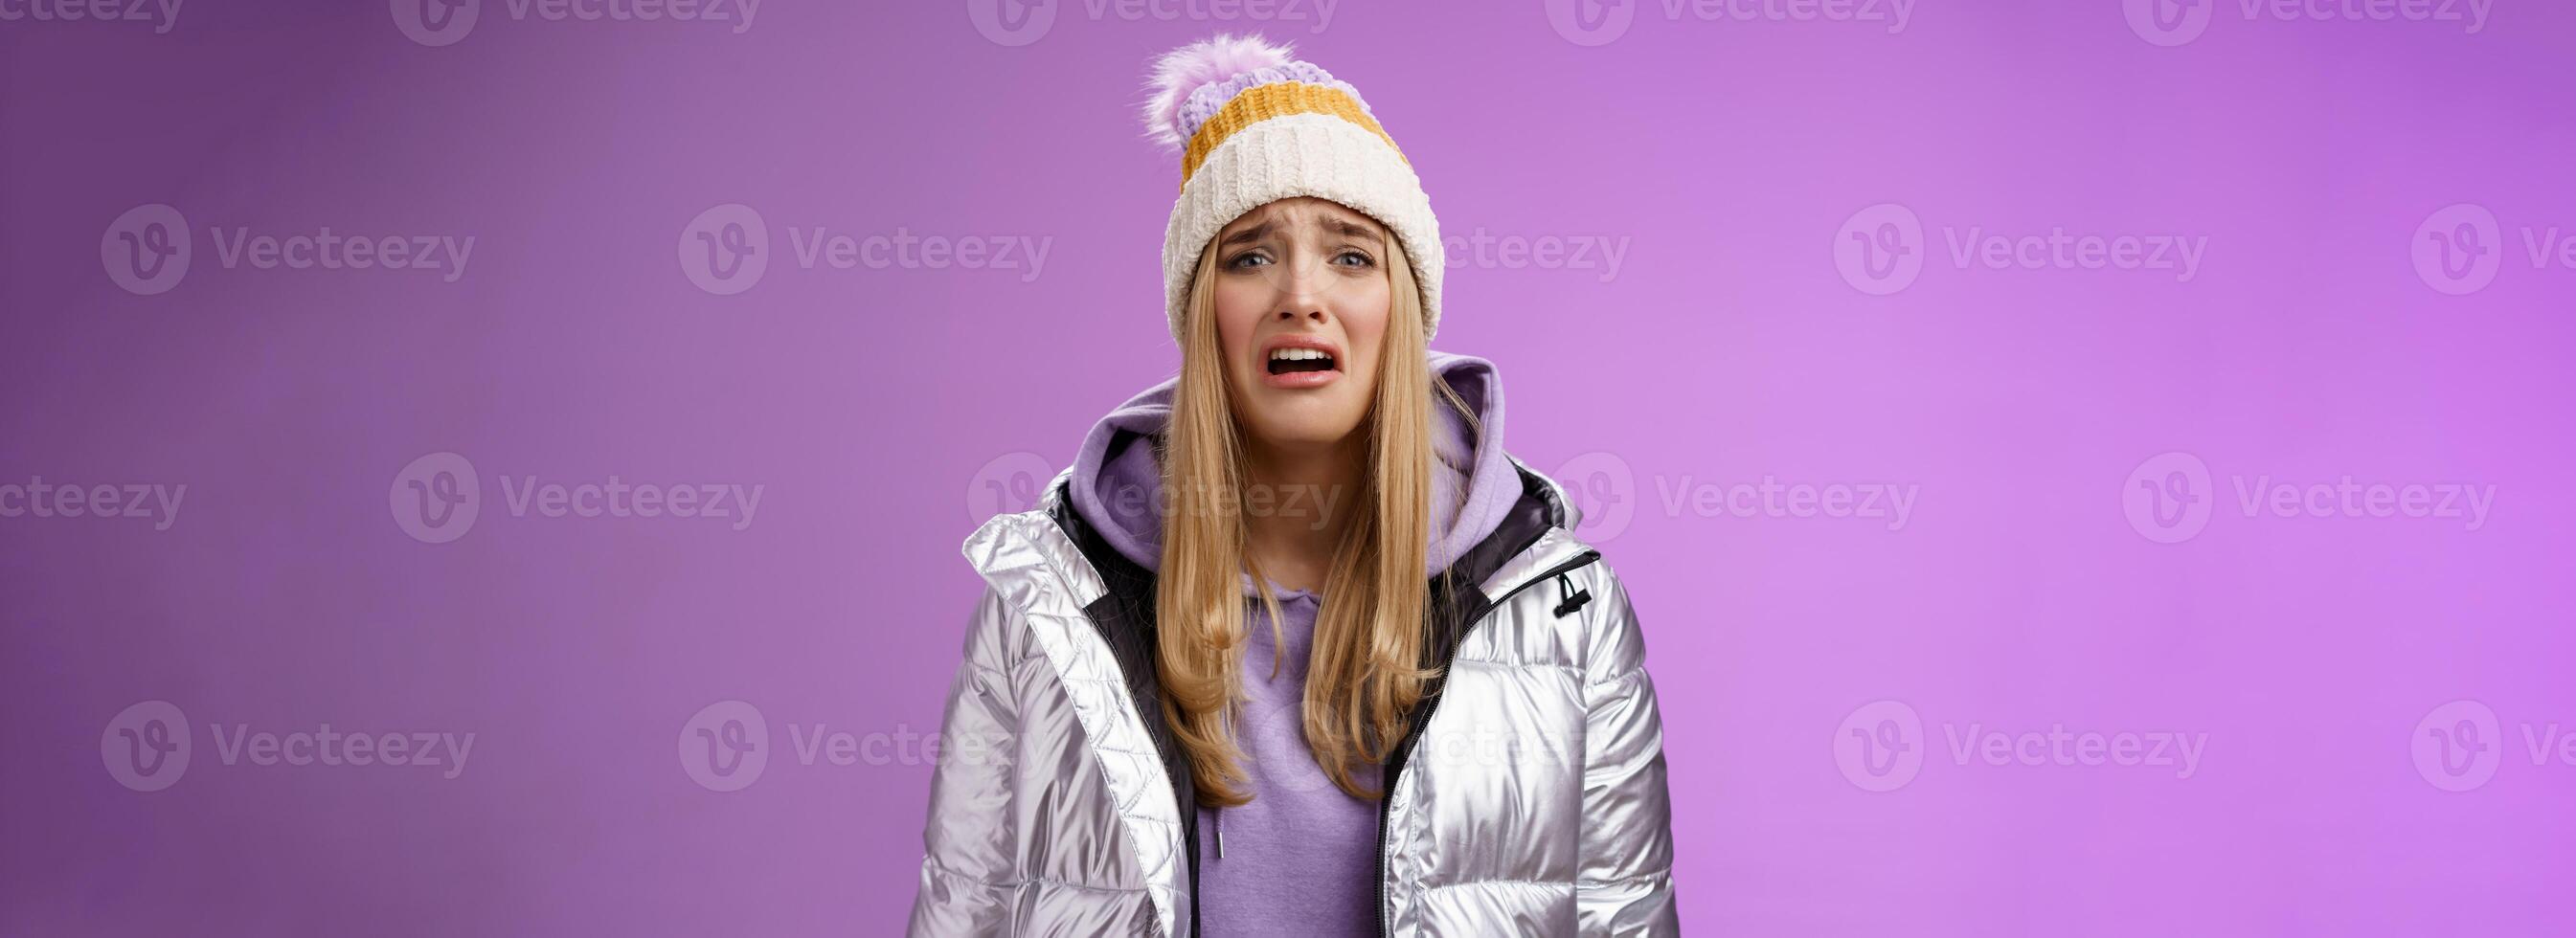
[1374,549,1602,937]
[1146,707,1190,938]
[1102,588,1194,938]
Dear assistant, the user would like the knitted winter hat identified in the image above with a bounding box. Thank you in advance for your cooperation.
[1142,34,1443,346]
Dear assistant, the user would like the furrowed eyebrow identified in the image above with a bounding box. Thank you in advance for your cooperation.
[1218,215,1384,249]
[1324,218,1384,245]
[1219,221,1276,249]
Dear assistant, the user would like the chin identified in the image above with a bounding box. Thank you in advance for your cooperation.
[1240,408,1367,451]
[1234,384,1365,443]
[1245,419,1344,446]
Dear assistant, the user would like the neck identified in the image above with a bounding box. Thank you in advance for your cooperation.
[1240,434,1365,587]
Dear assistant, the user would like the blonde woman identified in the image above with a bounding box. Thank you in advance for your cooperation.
[909,34,1678,937]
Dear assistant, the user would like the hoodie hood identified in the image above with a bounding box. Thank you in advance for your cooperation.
[1066,351,1520,593]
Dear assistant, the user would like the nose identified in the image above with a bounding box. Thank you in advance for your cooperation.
[1276,264,1331,324]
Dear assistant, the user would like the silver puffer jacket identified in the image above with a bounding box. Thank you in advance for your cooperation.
[908,458,1678,936]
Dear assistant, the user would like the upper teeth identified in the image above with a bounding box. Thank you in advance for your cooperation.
[1271,348,1330,362]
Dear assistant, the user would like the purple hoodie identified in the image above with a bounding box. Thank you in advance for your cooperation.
[1066,351,1522,937]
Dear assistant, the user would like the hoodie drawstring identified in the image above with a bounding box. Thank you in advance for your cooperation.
[1213,805,1226,859]
[1552,571,1593,618]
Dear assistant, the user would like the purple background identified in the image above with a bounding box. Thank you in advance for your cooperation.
[6,0,2574,934]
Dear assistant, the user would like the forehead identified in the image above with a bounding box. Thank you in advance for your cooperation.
[1221,197,1380,234]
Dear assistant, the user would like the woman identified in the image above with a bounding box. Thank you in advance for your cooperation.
[909,34,1678,937]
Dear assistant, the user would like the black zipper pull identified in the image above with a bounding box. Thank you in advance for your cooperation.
[1551,572,1592,618]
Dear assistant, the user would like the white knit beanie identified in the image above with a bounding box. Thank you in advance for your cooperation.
[1141,34,1443,346]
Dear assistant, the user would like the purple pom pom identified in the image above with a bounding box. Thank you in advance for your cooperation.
[1141,33,1297,150]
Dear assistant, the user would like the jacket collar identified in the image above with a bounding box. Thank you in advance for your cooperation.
[1037,453,1585,615]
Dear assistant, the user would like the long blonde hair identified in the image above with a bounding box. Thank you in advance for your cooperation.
[1154,230,1477,805]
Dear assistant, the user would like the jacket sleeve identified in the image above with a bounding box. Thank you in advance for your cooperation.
[1575,562,1680,935]
[907,585,1027,937]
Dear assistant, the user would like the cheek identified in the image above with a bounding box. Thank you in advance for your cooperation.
[1211,279,1267,377]
[1332,285,1393,376]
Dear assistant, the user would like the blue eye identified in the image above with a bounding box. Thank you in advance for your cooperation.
[1335,250,1376,268]
[1226,252,1272,270]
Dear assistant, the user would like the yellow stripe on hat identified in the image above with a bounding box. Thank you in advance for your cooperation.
[1180,82,1409,191]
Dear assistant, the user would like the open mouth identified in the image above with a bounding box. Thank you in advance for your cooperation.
[1266,348,1337,375]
